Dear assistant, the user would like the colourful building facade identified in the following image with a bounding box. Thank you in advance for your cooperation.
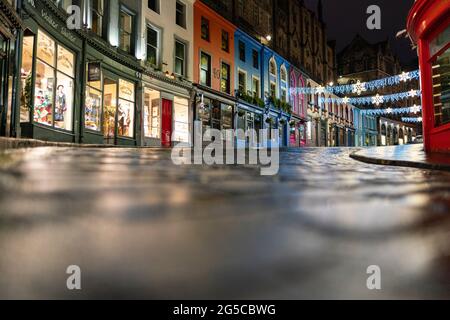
[192,0,236,136]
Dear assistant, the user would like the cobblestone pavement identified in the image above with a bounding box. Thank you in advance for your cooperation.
[0,147,449,299]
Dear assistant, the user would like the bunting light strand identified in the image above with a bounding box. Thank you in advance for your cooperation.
[402,117,423,123]
[298,70,420,95]
[318,90,421,106]
[361,105,422,116]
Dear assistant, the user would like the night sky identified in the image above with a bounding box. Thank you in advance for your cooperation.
[303,0,417,67]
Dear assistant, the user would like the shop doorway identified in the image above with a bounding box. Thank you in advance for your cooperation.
[103,78,117,145]
[161,98,172,147]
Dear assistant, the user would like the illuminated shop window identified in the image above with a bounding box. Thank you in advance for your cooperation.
[118,79,135,138]
[173,97,189,143]
[85,64,102,132]
[33,30,74,131]
[143,88,160,139]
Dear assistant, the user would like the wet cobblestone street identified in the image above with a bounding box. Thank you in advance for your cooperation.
[0,147,449,299]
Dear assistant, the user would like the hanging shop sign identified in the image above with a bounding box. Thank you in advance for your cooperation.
[88,62,102,82]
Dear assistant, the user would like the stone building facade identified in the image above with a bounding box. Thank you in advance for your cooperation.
[337,34,421,128]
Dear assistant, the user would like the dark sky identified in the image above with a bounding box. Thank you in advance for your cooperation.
[303,0,417,67]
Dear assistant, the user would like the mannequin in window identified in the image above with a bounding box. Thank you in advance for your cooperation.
[55,85,67,123]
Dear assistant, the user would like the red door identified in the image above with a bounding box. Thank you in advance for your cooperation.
[161,99,173,147]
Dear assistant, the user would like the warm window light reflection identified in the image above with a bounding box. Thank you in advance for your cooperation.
[173,97,189,143]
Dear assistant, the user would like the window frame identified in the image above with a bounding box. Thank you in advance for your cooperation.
[119,4,136,54]
[237,68,247,94]
[252,76,260,98]
[175,0,187,29]
[148,0,160,14]
[239,41,246,62]
[221,30,230,53]
[220,61,231,94]
[199,50,212,87]
[174,38,187,77]
[201,17,210,42]
[146,23,161,67]
[252,49,259,69]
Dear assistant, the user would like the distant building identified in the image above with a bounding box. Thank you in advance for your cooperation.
[337,34,401,84]
[200,0,336,85]
[337,34,422,142]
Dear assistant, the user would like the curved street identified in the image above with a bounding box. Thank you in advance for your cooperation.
[0,147,449,299]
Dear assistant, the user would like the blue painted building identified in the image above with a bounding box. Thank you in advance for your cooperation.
[261,46,292,147]
[233,30,292,147]
[234,29,265,147]
[354,108,378,146]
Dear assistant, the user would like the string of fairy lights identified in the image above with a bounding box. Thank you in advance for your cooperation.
[299,70,423,122]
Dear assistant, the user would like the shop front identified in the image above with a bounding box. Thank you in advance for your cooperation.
[0,0,21,137]
[18,0,83,142]
[236,101,264,148]
[194,86,235,144]
[407,0,450,153]
[289,117,306,147]
[82,37,142,146]
[141,72,192,147]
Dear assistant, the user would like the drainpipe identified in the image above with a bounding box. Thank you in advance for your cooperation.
[11,0,23,138]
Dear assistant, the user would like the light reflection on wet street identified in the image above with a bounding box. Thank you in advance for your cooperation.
[0,147,449,299]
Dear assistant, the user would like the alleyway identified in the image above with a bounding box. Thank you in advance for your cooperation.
[0,147,449,299]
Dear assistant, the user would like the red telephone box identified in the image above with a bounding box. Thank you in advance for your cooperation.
[407,0,450,153]
[161,99,173,147]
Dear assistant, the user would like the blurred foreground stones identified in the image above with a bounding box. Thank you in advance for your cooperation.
[0,147,449,299]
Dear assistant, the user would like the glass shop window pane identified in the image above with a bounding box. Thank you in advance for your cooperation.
[54,71,74,131]
[37,31,56,66]
[173,96,189,143]
[143,88,160,138]
[57,45,75,77]
[34,60,55,126]
[119,79,135,101]
[118,99,134,137]
[85,87,102,131]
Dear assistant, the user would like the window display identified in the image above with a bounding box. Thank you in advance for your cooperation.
[33,30,75,131]
[103,78,117,139]
[173,97,189,143]
[34,60,54,126]
[118,79,135,138]
[85,62,103,131]
[55,72,74,130]
[85,86,102,131]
